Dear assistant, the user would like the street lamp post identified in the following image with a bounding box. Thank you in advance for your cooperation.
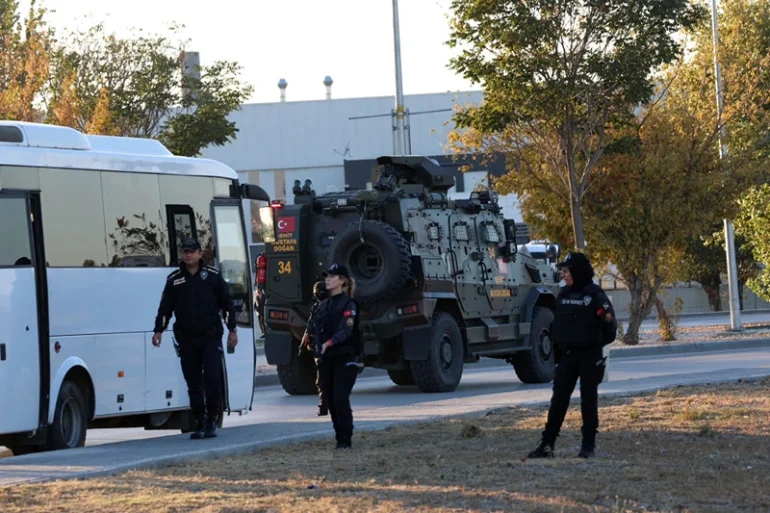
[710,0,742,331]
[392,0,407,155]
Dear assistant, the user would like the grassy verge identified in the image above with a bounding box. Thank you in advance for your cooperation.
[2,377,769,513]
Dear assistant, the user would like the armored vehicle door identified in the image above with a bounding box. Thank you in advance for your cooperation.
[474,214,516,313]
[262,203,312,305]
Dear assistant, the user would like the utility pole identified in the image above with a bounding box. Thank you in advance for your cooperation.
[710,0,742,331]
[392,0,407,155]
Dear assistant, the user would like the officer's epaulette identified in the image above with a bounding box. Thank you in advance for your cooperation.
[204,266,220,274]
[166,269,183,281]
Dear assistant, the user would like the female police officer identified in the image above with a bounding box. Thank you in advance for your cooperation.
[527,251,617,459]
[314,263,360,449]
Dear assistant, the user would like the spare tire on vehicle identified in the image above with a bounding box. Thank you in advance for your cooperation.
[328,220,412,304]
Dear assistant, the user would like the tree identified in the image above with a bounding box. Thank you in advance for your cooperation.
[674,0,770,310]
[46,23,253,156]
[680,232,725,312]
[585,83,735,344]
[445,0,704,249]
[0,0,51,121]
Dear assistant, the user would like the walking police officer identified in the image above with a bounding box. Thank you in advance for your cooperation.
[300,280,330,416]
[152,238,238,440]
[314,264,360,449]
[527,251,617,459]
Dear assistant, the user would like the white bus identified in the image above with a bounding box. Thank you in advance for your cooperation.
[0,121,270,455]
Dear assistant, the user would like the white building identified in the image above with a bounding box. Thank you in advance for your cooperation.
[200,82,523,246]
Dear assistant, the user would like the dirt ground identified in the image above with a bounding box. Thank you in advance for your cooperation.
[2,377,769,513]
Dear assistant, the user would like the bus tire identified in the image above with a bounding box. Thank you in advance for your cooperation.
[45,380,88,451]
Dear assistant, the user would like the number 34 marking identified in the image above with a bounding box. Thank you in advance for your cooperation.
[278,261,292,274]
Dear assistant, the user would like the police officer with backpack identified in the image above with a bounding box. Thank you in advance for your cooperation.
[527,251,617,459]
[313,263,360,449]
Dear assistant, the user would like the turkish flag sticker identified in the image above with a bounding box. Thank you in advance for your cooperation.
[277,217,296,233]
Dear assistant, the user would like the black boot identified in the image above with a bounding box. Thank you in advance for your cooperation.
[317,404,328,417]
[190,418,206,440]
[527,439,554,459]
[579,427,596,458]
[204,418,218,438]
[335,437,351,450]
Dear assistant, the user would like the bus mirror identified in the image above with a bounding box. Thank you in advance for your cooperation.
[237,184,270,203]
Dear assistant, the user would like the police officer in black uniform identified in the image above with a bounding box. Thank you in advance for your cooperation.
[527,251,617,459]
[314,264,360,449]
[300,281,329,416]
[152,238,238,440]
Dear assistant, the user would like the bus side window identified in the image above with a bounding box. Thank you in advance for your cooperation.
[166,205,197,265]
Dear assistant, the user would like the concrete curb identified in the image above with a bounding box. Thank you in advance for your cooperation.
[254,337,770,389]
[9,371,770,487]
[617,308,770,323]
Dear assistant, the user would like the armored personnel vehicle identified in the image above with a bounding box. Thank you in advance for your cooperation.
[260,156,560,395]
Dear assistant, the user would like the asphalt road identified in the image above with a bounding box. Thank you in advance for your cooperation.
[88,346,770,444]
[2,346,769,486]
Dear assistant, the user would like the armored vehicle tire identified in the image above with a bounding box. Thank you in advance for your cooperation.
[328,220,411,304]
[511,307,556,384]
[410,312,464,393]
[277,352,318,395]
[388,369,415,386]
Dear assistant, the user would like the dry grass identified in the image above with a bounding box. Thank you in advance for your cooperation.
[2,378,770,513]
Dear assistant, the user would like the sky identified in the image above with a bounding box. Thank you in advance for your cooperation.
[19,0,480,104]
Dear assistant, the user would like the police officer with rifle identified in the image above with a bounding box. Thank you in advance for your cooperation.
[527,251,617,459]
[312,263,360,449]
[300,281,330,417]
[152,238,238,440]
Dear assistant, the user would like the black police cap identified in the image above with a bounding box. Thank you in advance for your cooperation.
[322,263,350,279]
[181,238,202,251]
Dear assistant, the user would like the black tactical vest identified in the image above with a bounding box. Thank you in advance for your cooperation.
[549,288,603,348]
[315,293,360,359]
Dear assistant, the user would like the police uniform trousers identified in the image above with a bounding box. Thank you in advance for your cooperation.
[178,334,224,422]
[542,345,606,446]
[318,359,358,442]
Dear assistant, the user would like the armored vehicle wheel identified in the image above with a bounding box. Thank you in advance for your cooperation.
[410,312,464,393]
[277,352,318,395]
[387,369,415,386]
[511,307,555,383]
[328,220,411,304]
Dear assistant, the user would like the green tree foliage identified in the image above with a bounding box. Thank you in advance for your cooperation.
[46,23,253,156]
[680,227,759,312]
[445,0,705,249]
[680,233,725,312]
[735,185,770,302]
